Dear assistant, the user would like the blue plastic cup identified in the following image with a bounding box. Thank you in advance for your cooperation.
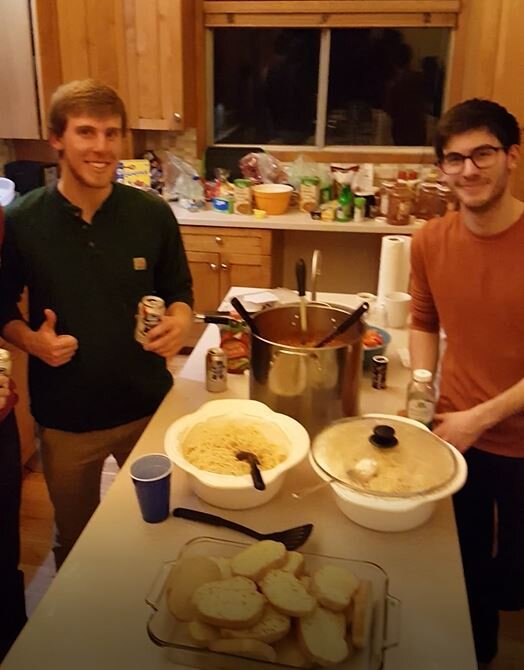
[130,453,172,523]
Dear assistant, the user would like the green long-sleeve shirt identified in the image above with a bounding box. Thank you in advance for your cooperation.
[0,183,193,431]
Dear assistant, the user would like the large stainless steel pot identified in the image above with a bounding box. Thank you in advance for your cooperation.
[249,303,363,437]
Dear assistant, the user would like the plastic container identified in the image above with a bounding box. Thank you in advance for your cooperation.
[406,369,436,428]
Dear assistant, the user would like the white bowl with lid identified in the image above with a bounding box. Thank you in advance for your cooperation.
[164,399,310,509]
[310,414,467,531]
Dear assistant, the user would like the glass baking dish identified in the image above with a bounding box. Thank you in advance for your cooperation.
[145,536,400,670]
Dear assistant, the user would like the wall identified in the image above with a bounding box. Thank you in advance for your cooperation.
[0,140,14,176]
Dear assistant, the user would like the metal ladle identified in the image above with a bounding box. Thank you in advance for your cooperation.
[236,451,266,490]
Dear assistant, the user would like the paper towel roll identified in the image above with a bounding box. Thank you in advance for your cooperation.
[377,235,411,303]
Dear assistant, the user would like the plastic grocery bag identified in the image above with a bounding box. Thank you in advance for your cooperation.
[163,152,200,201]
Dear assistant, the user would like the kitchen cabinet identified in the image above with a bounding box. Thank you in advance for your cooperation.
[180,226,282,312]
[123,0,197,131]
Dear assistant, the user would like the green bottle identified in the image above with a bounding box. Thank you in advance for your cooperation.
[336,185,353,222]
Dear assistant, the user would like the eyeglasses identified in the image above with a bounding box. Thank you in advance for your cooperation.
[439,145,506,175]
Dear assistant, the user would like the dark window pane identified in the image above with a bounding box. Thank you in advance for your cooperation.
[326,28,450,146]
[213,29,319,145]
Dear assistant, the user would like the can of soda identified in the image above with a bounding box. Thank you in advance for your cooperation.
[135,295,166,344]
[0,348,12,377]
[371,355,388,389]
[206,347,228,393]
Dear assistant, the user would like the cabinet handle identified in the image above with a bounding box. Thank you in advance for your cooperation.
[215,236,223,245]
[209,263,218,271]
[221,262,230,271]
[173,112,182,123]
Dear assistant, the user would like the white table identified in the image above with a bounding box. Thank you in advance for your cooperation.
[3,293,476,670]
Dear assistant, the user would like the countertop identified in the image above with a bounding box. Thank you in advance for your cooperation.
[3,291,476,670]
[171,203,424,234]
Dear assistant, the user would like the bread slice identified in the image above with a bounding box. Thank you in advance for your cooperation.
[298,606,349,667]
[231,540,287,582]
[351,579,374,650]
[210,556,233,579]
[165,556,222,621]
[192,576,266,629]
[281,551,305,576]
[311,565,360,612]
[209,638,277,662]
[221,605,290,644]
[274,633,313,668]
[188,620,219,647]
[259,570,316,617]
[299,575,311,592]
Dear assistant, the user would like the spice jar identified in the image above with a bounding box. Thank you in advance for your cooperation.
[387,181,414,225]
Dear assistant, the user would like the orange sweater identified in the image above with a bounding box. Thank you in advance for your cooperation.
[411,211,524,458]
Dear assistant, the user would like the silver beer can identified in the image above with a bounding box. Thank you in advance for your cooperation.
[371,355,388,389]
[206,347,228,393]
[0,348,12,377]
[135,295,166,344]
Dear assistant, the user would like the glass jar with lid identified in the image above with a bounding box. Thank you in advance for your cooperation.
[415,181,440,220]
[436,184,458,217]
[377,180,395,218]
[387,180,414,225]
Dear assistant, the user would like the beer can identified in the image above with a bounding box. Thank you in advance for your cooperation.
[135,295,166,344]
[0,348,12,377]
[371,355,388,389]
[206,347,228,393]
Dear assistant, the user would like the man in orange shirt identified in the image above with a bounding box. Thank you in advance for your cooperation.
[410,99,524,667]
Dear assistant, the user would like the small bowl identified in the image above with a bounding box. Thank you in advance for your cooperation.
[252,184,293,215]
[164,399,310,509]
[362,325,391,368]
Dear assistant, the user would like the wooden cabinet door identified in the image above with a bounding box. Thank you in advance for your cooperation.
[123,0,196,130]
[220,253,272,296]
[0,0,40,138]
[186,250,222,313]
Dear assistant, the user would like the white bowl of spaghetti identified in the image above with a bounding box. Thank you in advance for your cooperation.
[164,399,310,509]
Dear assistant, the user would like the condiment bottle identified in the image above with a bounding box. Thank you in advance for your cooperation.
[406,369,436,428]
[336,185,353,222]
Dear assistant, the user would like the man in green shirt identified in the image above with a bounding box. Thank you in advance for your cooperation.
[0,80,194,567]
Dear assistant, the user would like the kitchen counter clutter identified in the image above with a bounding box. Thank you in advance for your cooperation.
[2,291,476,670]
[172,203,424,234]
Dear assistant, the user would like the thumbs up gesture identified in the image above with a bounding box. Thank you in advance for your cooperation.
[31,309,79,367]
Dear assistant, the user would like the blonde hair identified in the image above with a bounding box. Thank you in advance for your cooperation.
[48,79,127,137]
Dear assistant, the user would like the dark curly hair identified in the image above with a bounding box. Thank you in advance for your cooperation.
[434,99,520,160]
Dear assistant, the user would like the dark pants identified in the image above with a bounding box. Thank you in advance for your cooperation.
[0,411,27,661]
[453,447,524,664]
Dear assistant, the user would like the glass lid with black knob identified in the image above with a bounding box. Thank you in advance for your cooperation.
[311,416,458,498]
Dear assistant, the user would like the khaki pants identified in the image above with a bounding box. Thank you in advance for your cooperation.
[39,415,151,569]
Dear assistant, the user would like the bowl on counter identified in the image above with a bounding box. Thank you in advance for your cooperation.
[362,325,391,369]
[252,184,293,215]
[164,399,310,509]
[309,414,467,531]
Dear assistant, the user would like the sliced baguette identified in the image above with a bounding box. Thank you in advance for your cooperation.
[281,551,305,576]
[259,570,316,617]
[351,579,374,650]
[311,565,360,612]
[298,606,349,667]
[221,605,290,644]
[231,540,287,582]
[192,576,266,629]
[274,633,313,668]
[165,556,222,621]
[188,620,219,647]
[210,556,233,579]
[209,638,277,662]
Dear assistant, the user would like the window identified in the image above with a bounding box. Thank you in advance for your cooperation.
[211,27,450,149]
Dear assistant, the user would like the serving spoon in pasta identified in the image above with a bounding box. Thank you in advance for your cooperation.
[236,450,266,491]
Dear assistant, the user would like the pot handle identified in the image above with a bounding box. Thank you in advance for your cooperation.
[383,594,401,650]
[145,562,173,611]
